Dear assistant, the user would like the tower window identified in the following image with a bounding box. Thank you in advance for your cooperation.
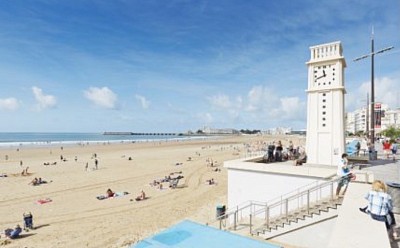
[322,105,326,108]
[322,111,326,115]
[322,99,326,102]
[322,93,326,96]
[322,118,326,121]
[322,124,326,127]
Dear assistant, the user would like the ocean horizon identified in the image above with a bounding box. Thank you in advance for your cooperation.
[0,132,206,148]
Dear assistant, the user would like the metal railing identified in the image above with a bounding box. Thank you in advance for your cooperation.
[209,177,342,233]
[250,178,340,235]
[208,170,372,235]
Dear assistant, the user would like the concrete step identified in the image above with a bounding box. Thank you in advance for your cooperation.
[259,206,339,239]
[252,198,342,239]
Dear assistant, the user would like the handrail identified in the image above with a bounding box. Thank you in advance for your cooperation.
[209,170,371,232]
[210,176,341,231]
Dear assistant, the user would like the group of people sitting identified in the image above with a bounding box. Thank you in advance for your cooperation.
[29,177,49,186]
[149,172,184,189]
[206,178,216,185]
[43,162,57,166]
[264,141,307,165]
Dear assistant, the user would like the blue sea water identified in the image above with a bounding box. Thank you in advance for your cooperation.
[0,132,195,147]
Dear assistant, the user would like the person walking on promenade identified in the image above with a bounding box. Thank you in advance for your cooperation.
[392,141,398,161]
[383,140,391,159]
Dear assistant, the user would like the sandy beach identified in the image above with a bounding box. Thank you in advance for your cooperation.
[0,135,305,248]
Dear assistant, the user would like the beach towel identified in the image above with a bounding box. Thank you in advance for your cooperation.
[96,195,107,200]
[36,198,52,204]
[96,192,129,200]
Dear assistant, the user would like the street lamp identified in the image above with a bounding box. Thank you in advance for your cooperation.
[353,30,394,147]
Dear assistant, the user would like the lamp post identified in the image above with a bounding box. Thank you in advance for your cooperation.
[353,30,394,147]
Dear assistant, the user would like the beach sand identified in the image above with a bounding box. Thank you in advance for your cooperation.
[0,135,305,248]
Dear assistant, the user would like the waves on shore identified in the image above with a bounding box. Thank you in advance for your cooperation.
[0,132,211,148]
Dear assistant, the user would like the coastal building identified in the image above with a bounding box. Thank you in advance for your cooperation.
[201,126,240,135]
[345,103,400,135]
[305,41,346,166]
[345,111,356,134]
[264,127,292,135]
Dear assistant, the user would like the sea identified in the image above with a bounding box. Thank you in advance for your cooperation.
[0,132,206,148]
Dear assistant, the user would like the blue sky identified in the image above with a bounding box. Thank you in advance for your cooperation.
[0,0,399,132]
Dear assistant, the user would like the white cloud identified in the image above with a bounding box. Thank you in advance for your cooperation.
[135,94,150,109]
[0,97,19,111]
[32,86,57,110]
[280,97,305,120]
[246,85,279,112]
[208,94,231,109]
[206,85,307,127]
[84,87,117,109]
[347,77,400,111]
[197,112,213,124]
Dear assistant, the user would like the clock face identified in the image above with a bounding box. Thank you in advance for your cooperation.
[313,64,336,87]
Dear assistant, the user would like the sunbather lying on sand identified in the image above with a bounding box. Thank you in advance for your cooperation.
[106,188,115,197]
[96,190,129,200]
[4,225,22,239]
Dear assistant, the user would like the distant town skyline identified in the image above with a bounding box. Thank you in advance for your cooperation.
[0,0,399,132]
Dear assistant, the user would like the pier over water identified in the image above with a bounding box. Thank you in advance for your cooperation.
[103,132,182,136]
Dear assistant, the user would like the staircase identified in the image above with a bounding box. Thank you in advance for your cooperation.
[254,196,342,239]
[209,177,344,239]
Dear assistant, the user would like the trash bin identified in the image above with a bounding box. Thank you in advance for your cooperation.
[369,151,378,161]
[216,205,226,219]
[386,182,400,214]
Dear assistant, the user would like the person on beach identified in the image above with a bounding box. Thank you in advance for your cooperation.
[106,189,115,198]
[94,159,98,170]
[21,167,29,176]
[85,162,89,171]
[267,142,275,162]
[4,225,22,239]
[294,151,307,166]
[206,178,215,185]
[135,190,146,201]
[29,178,39,186]
[275,141,283,162]
[336,153,354,196]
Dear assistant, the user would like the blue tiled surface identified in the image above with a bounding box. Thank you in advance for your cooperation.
[131,220,281,248]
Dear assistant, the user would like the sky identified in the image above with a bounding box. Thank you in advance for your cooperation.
[0,0,399,133]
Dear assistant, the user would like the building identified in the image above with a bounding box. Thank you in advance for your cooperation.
[345,103,399,135]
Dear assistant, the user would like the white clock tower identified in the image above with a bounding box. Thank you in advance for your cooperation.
[306,41,347,166]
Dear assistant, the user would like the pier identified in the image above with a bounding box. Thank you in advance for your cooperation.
[103,132,182,136]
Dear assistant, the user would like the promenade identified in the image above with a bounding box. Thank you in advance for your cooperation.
[363,143,400,248]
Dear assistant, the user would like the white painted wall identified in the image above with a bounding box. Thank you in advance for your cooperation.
[227,168,329,219]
